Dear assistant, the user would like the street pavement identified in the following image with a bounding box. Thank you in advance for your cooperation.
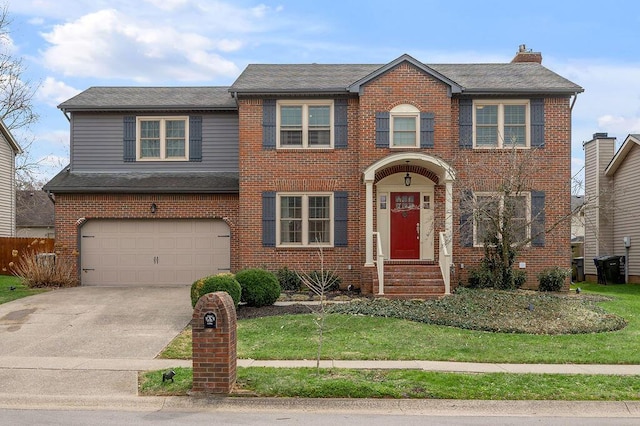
[0,286,639,417]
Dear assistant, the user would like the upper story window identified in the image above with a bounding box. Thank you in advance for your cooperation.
[474,193,530,247]
[473,100,529,148]
[277,100,333,148]
[278,193,333,246]
[137,116,189,160]
[390,104,420,148]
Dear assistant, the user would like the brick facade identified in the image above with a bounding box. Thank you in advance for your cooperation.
[236,61,573,291]
[53,193,239,278]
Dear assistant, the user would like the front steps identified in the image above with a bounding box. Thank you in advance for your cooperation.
[372,262,445,299]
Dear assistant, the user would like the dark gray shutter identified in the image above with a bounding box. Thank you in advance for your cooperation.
[375,112,389,148]
[459,99,473,149]
[531,191,545,247]
[334,99,348,149]
[531,98,545,148]
[263,99,276,149]
[123,116,136,162]
[262,192,276,247]
[334,191,348,247]
[460,189,474,247]
[420,112,434,148]
[189,116,202,161]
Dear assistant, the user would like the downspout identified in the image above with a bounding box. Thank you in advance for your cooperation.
[570,93,579,112]
[46,190,55,204]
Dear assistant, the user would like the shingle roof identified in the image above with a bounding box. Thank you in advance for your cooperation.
[230,61,583,95]
[16,190,54,227]
[58,87,237,112]
[43,170,239,194]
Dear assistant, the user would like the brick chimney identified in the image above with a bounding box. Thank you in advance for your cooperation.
[511,44,542,64]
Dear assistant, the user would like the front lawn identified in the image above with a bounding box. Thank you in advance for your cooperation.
[160,282,640,364]
[0,275,47,304]
[139,368,640,400]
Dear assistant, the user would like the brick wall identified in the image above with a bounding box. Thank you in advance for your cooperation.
[236,61,573,292]
[53,193,239,282]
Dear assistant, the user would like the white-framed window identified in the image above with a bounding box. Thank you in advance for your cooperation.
[277,193,333,246]
[474,192,530,246]
[277,100,333,148]
[137,116,189,160]
[473,100,529,148]
[390,104,420,148]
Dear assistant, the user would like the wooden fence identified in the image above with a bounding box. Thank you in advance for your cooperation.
[0,237,55,275]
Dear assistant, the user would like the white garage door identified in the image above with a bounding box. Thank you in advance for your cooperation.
[80,219,230,286]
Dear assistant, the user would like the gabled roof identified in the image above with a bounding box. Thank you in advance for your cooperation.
[58,87,237,112]
[605,134,640,176]
[347,54,462,95]
[0,119,21,154]
[16,190,54,227]
[229,54,583,96]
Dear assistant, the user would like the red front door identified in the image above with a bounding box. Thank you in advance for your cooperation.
[390,192,420,259]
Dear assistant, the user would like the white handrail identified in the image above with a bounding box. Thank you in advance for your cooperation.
[439,231,451,295]
[372,231,384,294]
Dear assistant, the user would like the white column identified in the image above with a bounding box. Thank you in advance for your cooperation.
[445,179,453,253]
[365,180,374,266]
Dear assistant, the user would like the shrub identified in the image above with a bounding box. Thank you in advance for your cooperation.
[276,266,302,291]
[236,268,281,307]
[537,267,570,292]
[303,270,341,292]
[11,251,78,288]
[467,267,494,289]
[190,273,241,307]
[513,269,527,289]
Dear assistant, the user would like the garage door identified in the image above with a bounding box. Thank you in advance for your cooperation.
[80,219,230,286]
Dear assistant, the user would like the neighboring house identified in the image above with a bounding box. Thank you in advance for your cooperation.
[16,190,55,238]
[0,120,21,237]
[44,46,583,295]
[584,133,639,283]
[571,195,585,258]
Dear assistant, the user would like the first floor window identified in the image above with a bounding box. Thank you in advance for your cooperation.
[474,193,530,246]
[278,193,332,246]
[474,101,529,148]
[137,117,188,160]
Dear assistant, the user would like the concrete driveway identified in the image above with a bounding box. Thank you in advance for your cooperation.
[0,286,192,359]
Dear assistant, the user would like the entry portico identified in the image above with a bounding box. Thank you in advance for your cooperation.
[363,152,456,270]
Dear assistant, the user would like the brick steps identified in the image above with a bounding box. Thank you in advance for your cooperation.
[373,263,445,299]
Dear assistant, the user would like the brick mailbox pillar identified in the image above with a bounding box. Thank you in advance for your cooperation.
[192,291,237,394]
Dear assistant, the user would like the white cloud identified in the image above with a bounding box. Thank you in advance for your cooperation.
[36,77,81,107]
[39,8,244,82]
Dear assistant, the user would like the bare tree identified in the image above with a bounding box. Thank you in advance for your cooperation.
[0,5,41,185]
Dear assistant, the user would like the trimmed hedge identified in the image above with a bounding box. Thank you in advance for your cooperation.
[190,273,242,307]
[236,268,281,307]
[538,267,570,292]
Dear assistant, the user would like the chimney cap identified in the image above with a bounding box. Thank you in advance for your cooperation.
[593,132,609,139]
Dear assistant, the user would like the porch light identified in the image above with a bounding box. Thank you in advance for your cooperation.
[404,172,412,187]
[150,203,157,214]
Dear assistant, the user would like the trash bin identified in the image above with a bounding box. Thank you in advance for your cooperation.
[595,255,624,285]
[573,257,584,282]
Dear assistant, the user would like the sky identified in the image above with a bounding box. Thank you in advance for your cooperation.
[5,0,640,190]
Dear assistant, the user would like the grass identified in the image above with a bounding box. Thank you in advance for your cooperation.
[0,275,47,304]
[139,367,640,400]
[160,282,640,364]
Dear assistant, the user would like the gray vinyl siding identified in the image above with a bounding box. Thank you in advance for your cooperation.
[70,112,238,172]
[0,135,15,236]
[611,144,640,278]
[583,138,615,275]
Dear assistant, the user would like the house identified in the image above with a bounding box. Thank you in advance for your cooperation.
[44,46,583,295]
[0,120,21,237]
[583,132,639,283]
[16,190,55,238]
